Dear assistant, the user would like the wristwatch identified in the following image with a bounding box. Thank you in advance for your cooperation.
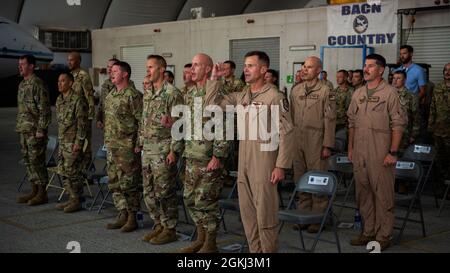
[388,150,398,157]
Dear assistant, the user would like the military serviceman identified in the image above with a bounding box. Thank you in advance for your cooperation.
[55,72,88,213]
[16,55,51,206]
[334,70,354,132]
[321,71,334,91]
[138,55,184,245]
[207,51,294,252]
[180,63,195,100]
[221,60,245,94]
[104,61,143,232]
[179,53,229,253]
[264,69,279,90]
[352,69,365,90]
[347,54,407,251]
[68,51,95,170]
[428,63,450,188]
[96,58,118,129]
[290,56,336,234]
[164,70,175,85]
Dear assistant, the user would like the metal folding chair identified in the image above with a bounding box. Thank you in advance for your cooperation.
[438,180,450,217]
[394,160,425,244]
[278,170,341,252]
[18,135,58,192]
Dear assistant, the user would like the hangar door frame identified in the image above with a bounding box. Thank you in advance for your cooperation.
[230,37,280,79]
[120,45,155,90]
[401,26,450,84]
[320,45,374,78]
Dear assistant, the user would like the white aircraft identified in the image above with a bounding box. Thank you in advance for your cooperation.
[0,16,53,78]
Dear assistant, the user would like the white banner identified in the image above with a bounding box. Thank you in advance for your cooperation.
[327,0,397,46]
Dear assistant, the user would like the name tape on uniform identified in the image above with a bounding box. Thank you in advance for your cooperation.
[308,176,329,186]
[414,145,431,154]
[101,144,107,152]
[396,161,415,170]
[337,156,351,164]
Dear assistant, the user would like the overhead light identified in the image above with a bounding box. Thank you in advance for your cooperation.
[289,45,316,51]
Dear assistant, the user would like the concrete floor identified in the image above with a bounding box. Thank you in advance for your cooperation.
[1,107,449,253]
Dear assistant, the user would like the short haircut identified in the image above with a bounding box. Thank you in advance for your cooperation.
[164,70,174,78]
[337,70,349,77]
[366,54,386,68]
[400,45,414,53]
[224,60,236,70]
[394,70,407,79]
[266,69,278,79]
[184,63,192,68]
[353,69,364,77]
[147,54,167,69]
[322,71,328,74]
[113,61,132,78]
[59,72,74,82]
[108,58,120,64]
[244,51,270,67]
[347,69,353,73]
[19,54,36,66]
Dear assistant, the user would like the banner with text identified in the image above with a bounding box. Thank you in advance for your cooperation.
[327,0,397,46]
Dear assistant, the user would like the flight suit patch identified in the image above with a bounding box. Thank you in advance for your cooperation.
[308,94,319,100]
[368,96,380,103]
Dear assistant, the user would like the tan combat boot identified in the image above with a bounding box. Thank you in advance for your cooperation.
[120,210,137,232]
[150,227,177,245]
[56,200,73,210]
[198,230,218,253]
[179,225,205,253]
[350,234,375,246]
[106,210,128,229]
[27,185,48,206]
[142,224,163,242]
[17,184,38,203]
[64,198,82,213]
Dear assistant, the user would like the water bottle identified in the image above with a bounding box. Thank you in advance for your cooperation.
[136,211,144,229]
[354,209,362,231]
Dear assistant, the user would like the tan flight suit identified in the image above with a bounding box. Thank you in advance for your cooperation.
[207,82,294,253]
[347,80,407,242]
[290,80,336,213]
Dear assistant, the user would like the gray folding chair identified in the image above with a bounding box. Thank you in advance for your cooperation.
[327,154,355,220]
[18,135,58,192]
[438,180,450,217]
[278,170,340,252]
[402,144,438,207]
[394,160,425,244]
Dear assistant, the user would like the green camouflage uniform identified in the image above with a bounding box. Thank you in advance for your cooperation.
[71,68,95,170]
[96,78,115,125]
[55,89,88,200]
[396,87,420,151]
[139,81,184,229]
[333,85,353,131]
[221,76,245,95]
[428,81,450,180]
[183,81,229,233]
[104,85,143,212]
[16,74,51,187]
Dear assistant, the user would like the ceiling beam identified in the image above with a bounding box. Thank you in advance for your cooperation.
[240,0,252,14]
[15,0,25,23]
[100,0,114,28]
[175,0,189,21]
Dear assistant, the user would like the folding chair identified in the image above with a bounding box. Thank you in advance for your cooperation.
[327,154,356,220]
[278,170,340,252]
[438,180,450,217]
[18,135,58,192]
[85,145,108,209]
[394,160,425,244]
[402,144,438,207]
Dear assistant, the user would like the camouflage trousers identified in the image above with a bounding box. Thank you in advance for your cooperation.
[142,151,178,229]
[19,133,48,186]
[106,147,142,212]
[183,158,223,233]
[434,136,450,182]
[58,143,84,199]
[80,119,92,171]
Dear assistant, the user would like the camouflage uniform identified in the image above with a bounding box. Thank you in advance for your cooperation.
[396,87,420,151]
[71,68,95,170]
[428,81,450,181]
[139,81,184,229]
[333,85,354,131]
[16,74,51,187]
[96,78,115,125]
[55,89,88,200]
[183,81,229,233]
[221,76,245,95]
[104,85,143,212]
